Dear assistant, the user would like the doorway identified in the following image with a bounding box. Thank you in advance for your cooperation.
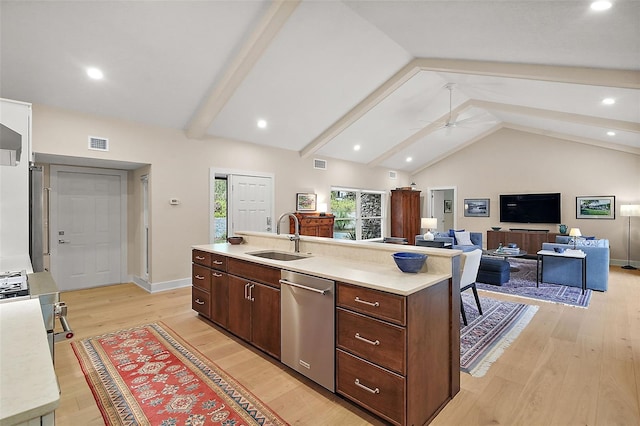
[49,165,127,291]
[210,168,274,243]
[428,187,457,233]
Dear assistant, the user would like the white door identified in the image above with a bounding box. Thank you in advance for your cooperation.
[50,167,126,291]
[229,175,272,235]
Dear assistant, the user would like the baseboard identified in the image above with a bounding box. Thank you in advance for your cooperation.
[609,258,639,269]
[131,276,191,293]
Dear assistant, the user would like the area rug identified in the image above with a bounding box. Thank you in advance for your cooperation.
[460,293,538,377]
[476,258,592,308]
[72,322,289,426]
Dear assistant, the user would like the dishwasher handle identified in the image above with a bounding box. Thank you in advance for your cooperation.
[279,279,330,295]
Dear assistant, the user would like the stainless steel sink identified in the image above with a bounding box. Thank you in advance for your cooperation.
[247,250,310,261]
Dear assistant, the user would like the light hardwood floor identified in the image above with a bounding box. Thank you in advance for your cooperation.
[54,267,640,426]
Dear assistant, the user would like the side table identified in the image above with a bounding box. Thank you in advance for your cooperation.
[536,249,587,294]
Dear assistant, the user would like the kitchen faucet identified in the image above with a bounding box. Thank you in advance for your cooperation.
[276,212,300,253]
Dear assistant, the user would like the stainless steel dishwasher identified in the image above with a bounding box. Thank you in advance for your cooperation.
[280,270,335,392]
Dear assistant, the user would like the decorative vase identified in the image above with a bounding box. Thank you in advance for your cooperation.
[559,224,568,235]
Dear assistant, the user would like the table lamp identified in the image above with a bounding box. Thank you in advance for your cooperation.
[620,204,640,270]
[569,228,581,250]
[317,203,328,217]
[421,217,438,241]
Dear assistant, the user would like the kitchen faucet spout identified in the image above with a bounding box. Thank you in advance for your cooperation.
[276,212,301,253]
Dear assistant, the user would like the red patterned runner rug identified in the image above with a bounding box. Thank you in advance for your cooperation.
[72,322,289,425]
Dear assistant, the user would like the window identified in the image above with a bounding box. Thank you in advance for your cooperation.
[331,187,384,240]
[213,177,228,243]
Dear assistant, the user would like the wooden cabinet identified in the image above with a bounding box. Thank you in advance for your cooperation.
[191,250,228,327]
[226,258,281,359]
[487,230,560,254]
[390,189,421,241]
[290,212,334,238]
[336,279,454,426]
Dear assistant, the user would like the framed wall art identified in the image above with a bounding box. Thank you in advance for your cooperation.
[464,198,490,217]
[296,193,317,211]
[576,196,615,219]
[444,200,453,213]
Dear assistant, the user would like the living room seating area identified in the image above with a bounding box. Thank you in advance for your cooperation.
[541,237,610,291]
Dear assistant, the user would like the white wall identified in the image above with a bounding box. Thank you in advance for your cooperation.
[413,128,640,265]
[31,104,409,287]
[0,99,31,259]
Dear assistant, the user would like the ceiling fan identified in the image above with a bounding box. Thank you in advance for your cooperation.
[416,83,496,134]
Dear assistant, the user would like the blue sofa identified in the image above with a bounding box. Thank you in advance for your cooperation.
[415,231,482,252]
[540,237,609,291]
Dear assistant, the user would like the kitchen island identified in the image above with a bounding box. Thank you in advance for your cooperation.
[192,232,462,426]
[0,298,59,425]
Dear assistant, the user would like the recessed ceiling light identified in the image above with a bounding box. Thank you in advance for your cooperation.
[406,157,412,162]
[590,1,612,11]
[607,131,616,136]
[257,119,267,129]
[353,145,361,151]
[602,98,615,105]
[86,67,104,80]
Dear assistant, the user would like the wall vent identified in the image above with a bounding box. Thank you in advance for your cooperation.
[313,158,327,170]
[88,136,109,151]
[389,171,397,179]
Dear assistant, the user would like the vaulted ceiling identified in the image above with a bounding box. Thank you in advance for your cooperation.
[1,0,638,173]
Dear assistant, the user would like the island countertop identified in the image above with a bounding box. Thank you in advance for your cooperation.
[0,298,59,425]
[193,233,458,296]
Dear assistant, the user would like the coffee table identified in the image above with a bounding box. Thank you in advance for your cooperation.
[483,249,527,259]
[482,249,527,271]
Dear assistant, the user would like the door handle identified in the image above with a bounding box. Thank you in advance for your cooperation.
[58,239,70,244]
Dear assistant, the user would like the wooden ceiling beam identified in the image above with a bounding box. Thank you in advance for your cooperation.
[185,0,300,139]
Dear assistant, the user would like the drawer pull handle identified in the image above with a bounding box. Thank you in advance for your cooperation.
[213,260,223,265]
[354,379,379,394]
[194,299,205,305]
[195,275,205,280]
[212,272,223,277]
[195,256,205,260]
[354,297,379,307]
[355,333,380,346]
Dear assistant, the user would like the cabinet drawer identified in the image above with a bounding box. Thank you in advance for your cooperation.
[210,254,228,272]
[192,264,211,291]
[337,283,406,326]
[336,349,405,426]
[228,258,280,288]
[337,308,406,375]
[192,249,211,267]
[192,287,210,317]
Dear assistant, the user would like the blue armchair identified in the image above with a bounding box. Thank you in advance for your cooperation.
[541,239,609,291]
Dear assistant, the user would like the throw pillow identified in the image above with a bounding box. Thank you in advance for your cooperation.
[449,228,464,237]
[454,231,474,246]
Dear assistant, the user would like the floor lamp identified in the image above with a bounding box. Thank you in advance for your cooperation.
[621,204,640,270]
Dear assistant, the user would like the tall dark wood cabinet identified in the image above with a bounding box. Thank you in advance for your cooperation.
[390,189,421,242]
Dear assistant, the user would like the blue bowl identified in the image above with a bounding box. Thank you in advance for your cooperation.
[392,252,427,273]
[554,247,566,253]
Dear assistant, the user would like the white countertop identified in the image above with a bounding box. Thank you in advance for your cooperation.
[193,239,453,296]
[0,298,59,425]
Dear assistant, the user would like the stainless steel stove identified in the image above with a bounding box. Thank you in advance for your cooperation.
[0,270,29,299]
[0,270,73,359]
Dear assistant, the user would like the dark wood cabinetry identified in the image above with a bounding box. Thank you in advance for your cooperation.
[290,212,334,238]
[487,230,560,253]
[191,250,228,325]
[192,251,281,360]
[336,279,454,426]
[390,189,421,242]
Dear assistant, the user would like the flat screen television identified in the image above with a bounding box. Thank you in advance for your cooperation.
[499,193,561,224]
